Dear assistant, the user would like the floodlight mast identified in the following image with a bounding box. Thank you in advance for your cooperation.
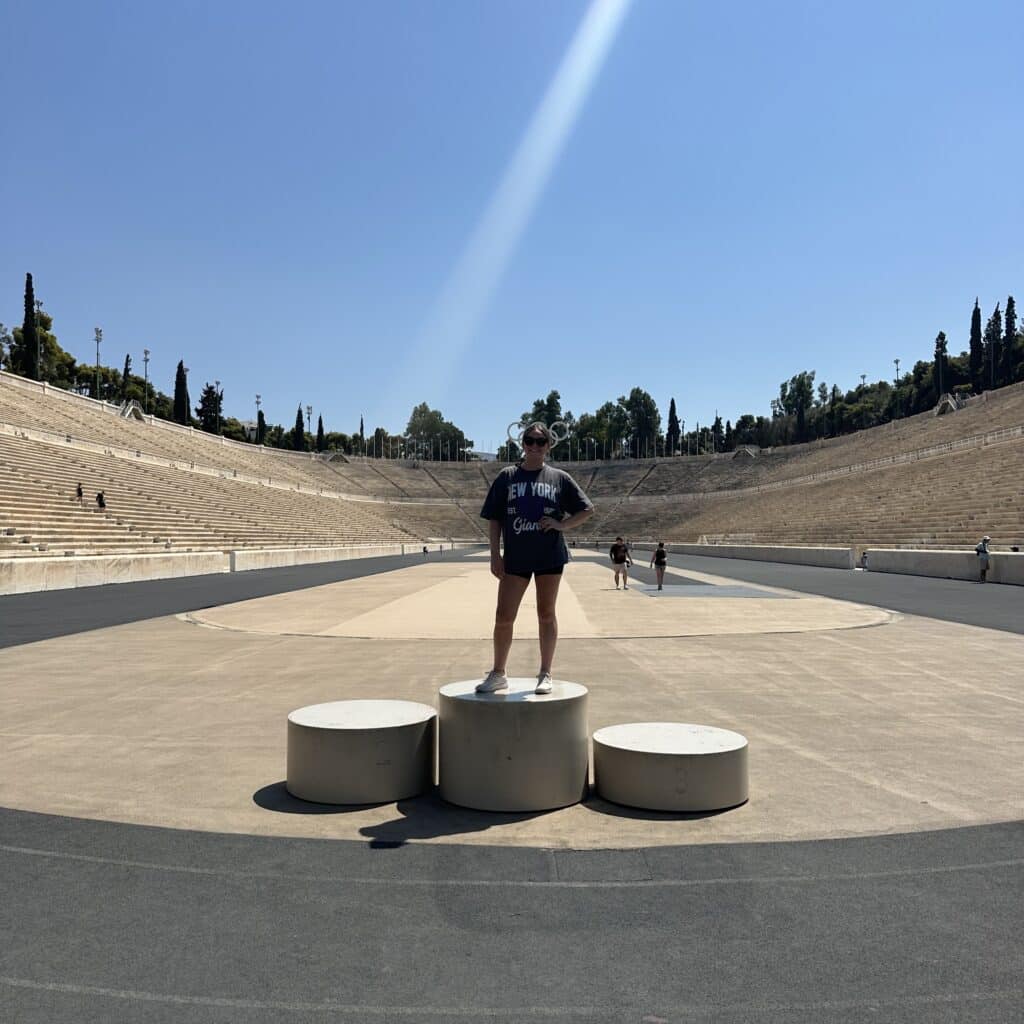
[94,327,102,399]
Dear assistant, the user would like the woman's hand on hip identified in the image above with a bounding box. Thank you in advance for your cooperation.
[538,516,562,532]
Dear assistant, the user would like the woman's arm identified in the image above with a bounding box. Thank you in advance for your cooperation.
[540,508,593,532]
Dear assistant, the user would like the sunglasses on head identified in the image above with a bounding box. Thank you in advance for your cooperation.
[523,435,548,447]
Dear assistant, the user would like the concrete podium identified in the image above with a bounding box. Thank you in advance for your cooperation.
[593,722,748,812]
[286,700,436,804]
[438,679,589,812]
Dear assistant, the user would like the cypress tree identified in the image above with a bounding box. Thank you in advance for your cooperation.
[1001,296,1017,386]
[359,415,365,444]
[316,415,325,452]
[22,273,38,380]
[933,331,949,400]
[121,353,132,401]
[968,298,983,391]
[173,361,190,424]
[293,404,306,451]
[982,304,1002,391]
[256,409,266,444]
[724,419,734,451]
[666,398,680,455]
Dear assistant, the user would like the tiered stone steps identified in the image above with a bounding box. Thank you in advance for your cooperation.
[4,370,1024,557]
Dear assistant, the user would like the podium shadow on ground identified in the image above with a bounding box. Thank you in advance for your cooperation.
[359,790,549,846]
[253,781,390,815]
[253,782,546,845]
[583,789,746,822]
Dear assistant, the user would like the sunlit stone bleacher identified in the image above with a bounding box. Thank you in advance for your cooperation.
[0,429,415,555]
[613,436,1024,551]
[3,369,1024,566]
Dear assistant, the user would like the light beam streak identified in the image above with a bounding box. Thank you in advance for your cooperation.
[410,0,633,395]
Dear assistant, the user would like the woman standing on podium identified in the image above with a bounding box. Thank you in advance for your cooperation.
[477,422,594,695]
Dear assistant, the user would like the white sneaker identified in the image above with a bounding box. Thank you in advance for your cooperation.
[476,670,508,693]
[535,672,553,695]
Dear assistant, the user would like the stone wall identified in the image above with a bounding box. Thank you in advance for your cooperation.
[663,543,855,570]
[0,542,487,594]
[865,548,1024,585]
[0,551,229,595]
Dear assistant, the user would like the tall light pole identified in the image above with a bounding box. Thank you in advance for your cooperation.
[143,348,150,414]
[305,404,312,439]
[94,327,102,399]
[214,380,221,434]
[255,394,261,444]
[893,358,900,418]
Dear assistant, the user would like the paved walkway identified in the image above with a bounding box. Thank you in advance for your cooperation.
[1,550,1022,1022]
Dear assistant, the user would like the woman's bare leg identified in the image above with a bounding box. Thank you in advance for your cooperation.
[656,566,665,589]
[492,574,530,671]
[534,573,562,673]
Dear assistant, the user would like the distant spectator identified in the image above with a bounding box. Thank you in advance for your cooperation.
[96,491,106,510]
[650,541,668,590]
[975,535,991,583]
[859,551,868,570]
[422,545,428,559]
[75,482,83,504]
[609,536,632,589]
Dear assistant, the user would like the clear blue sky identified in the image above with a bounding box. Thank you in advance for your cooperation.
[3,0,1021,450]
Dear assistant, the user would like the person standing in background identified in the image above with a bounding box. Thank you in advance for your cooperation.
[650,541,668,590]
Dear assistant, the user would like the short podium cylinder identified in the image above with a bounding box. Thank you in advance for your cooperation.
[438,679,589,812]
[593,722,748,812]
[287,700,436,804]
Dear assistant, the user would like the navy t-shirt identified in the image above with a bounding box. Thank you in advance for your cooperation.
[480,464,593,574]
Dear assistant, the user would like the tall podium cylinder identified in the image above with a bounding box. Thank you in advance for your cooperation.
[438,679,589,812]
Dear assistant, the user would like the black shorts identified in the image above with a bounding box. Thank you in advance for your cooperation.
[507,565,564,580]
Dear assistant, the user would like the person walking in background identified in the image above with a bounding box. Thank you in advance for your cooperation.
[75,482,83,505]
[975,535,991,583]
[650,541,668,590]
[609,535,632,589]
[477,422,594,695]
[95,491,106,510]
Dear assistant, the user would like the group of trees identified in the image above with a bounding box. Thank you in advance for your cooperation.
[304,404,475,460]
[751,295,1022,449]
[496,295,1023,458]
[496,388,664,461]
[4,275,1023,461]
